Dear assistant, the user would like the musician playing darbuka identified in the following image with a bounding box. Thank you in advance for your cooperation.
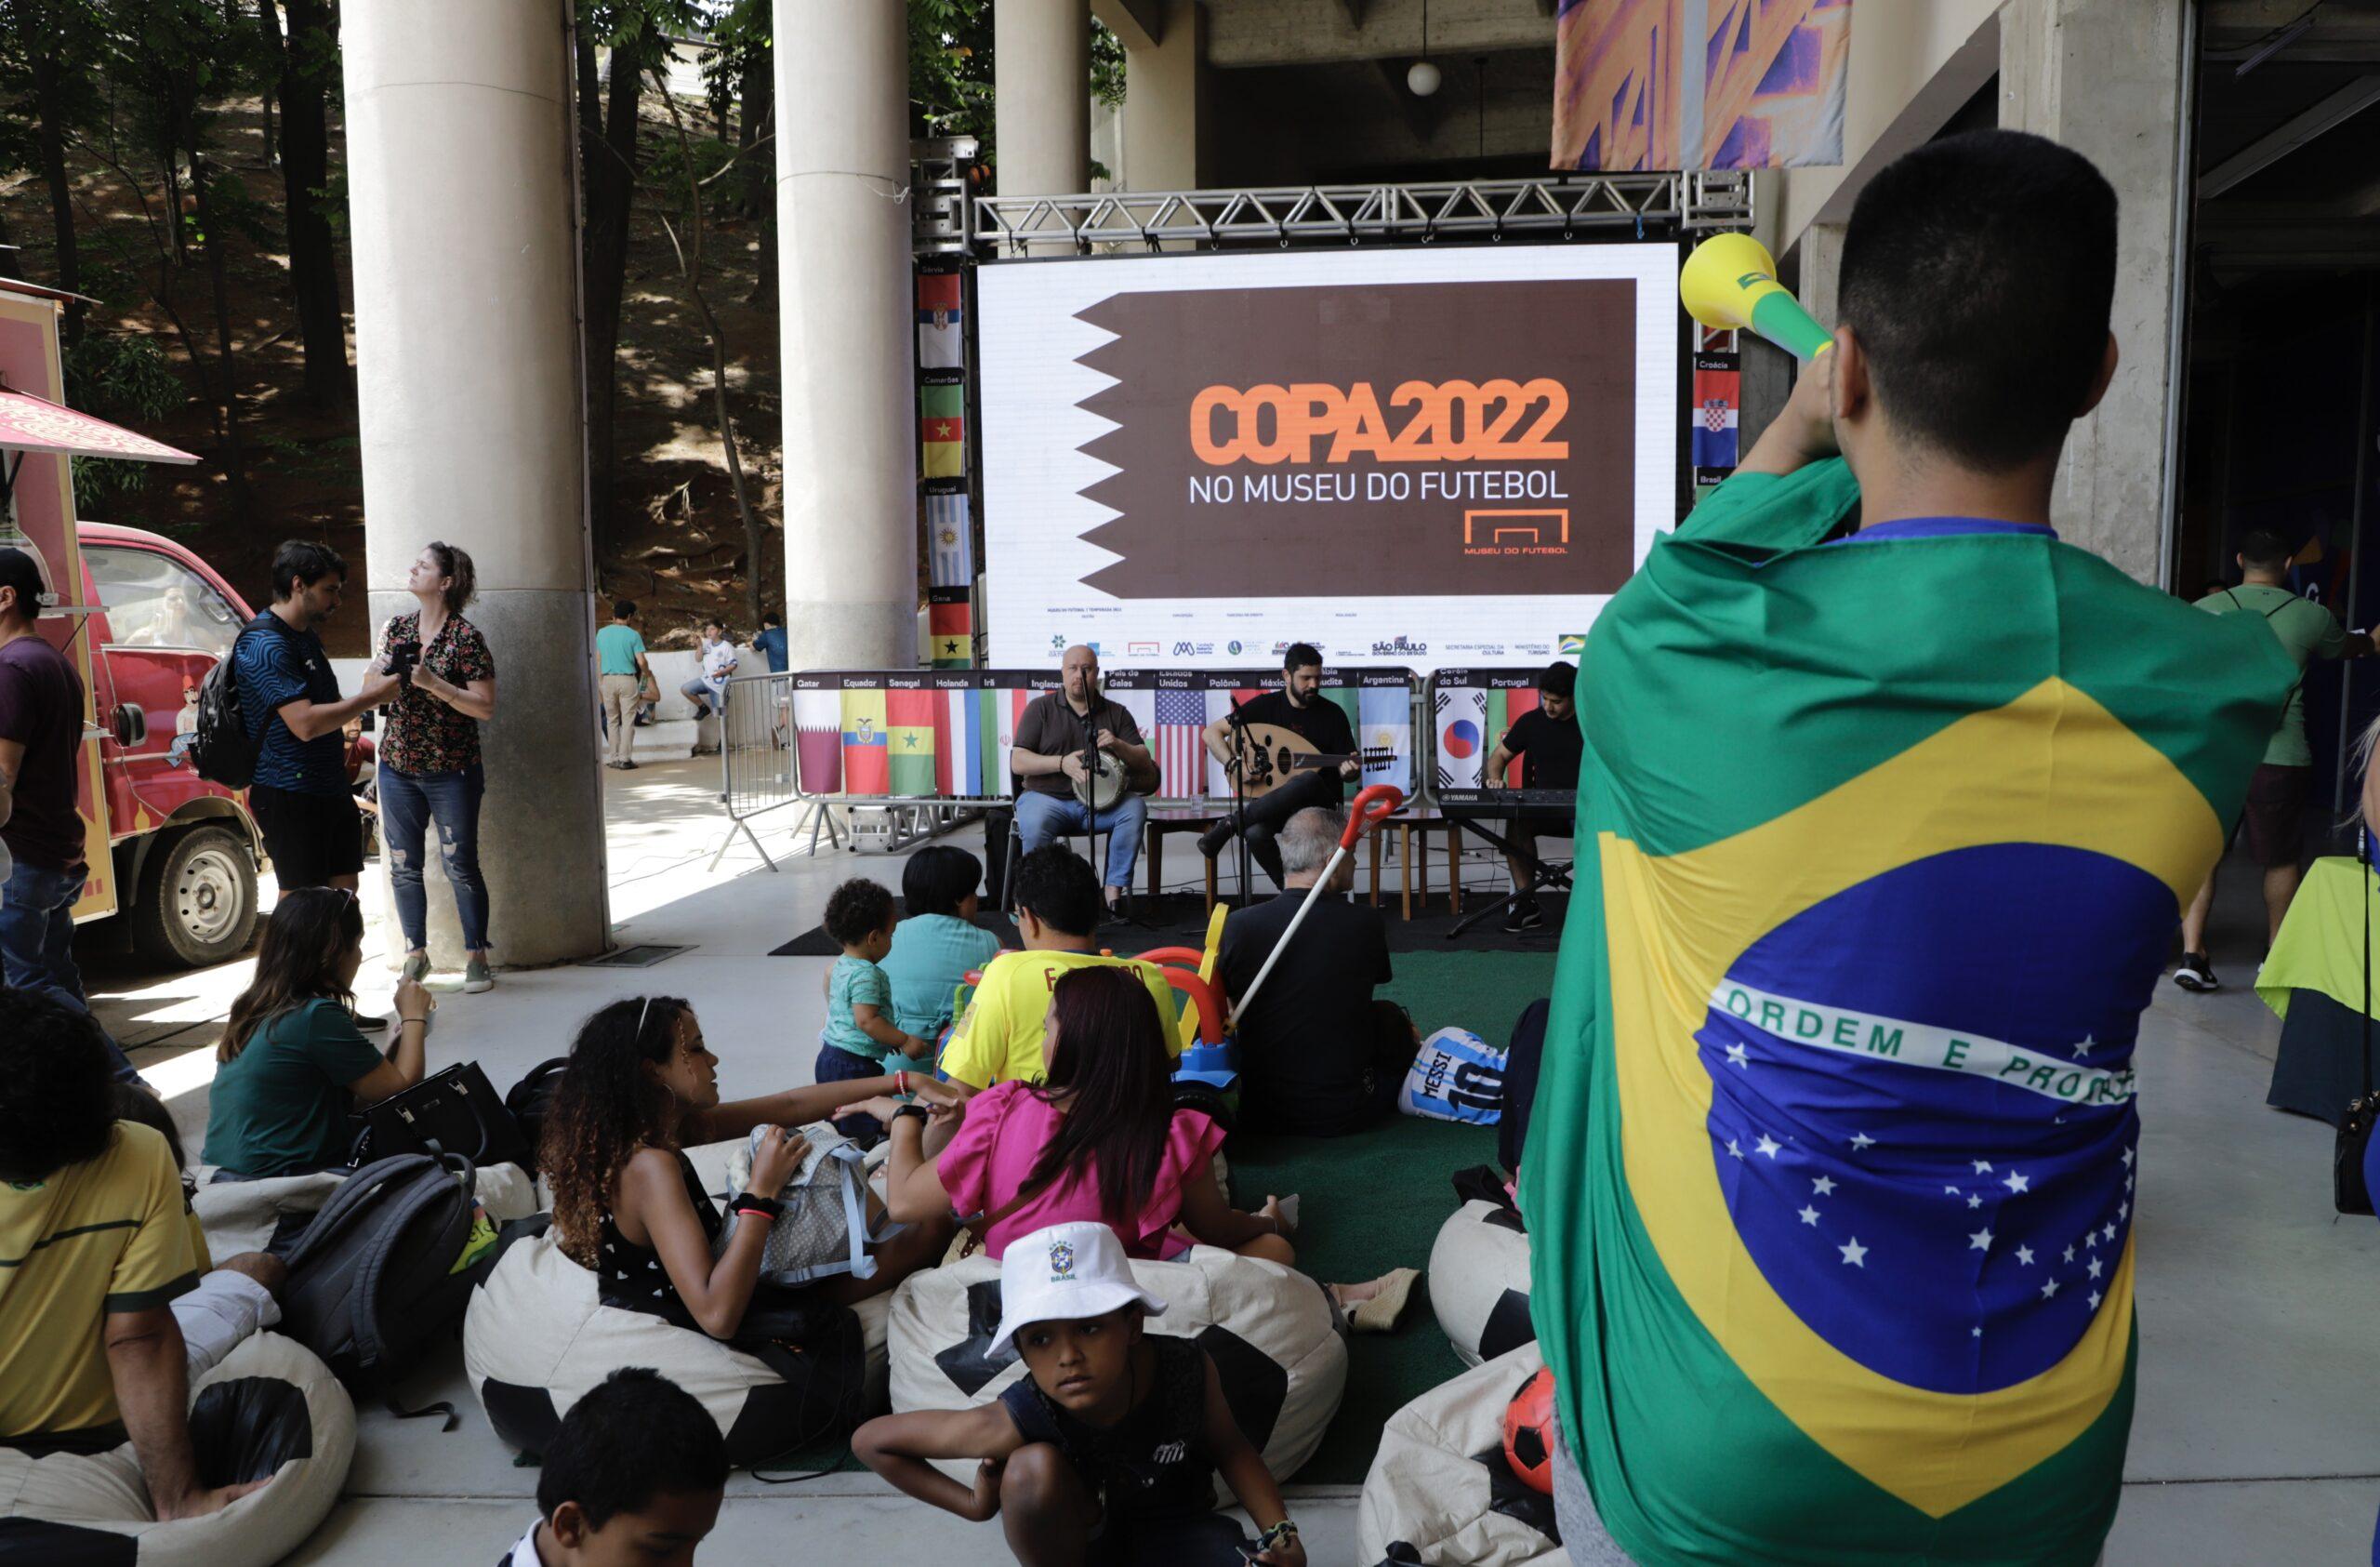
[1482,660,1580,933]
[1011,644,1155,913]
[1197,642,1360,891]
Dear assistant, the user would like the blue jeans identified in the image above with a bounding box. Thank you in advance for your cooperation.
[377,764,490,953]
[1014,790,1146,889]
[0,857,139,1082]
[681,676,724,716]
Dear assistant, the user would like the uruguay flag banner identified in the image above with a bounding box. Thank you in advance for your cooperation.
[1522,458,2296,1566]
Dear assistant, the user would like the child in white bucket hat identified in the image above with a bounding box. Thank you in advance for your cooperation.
[855,1221,1307,1565]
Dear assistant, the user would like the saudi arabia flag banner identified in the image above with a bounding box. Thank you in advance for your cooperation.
[1522,458,2297,1566]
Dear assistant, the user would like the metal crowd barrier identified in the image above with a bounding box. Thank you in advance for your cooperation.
[712,670,803,870]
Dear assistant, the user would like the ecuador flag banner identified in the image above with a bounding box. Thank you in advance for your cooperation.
[840,689,890,795]
[1521,459,2296,1565]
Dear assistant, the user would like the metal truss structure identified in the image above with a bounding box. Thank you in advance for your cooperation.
[967,170,1752,258]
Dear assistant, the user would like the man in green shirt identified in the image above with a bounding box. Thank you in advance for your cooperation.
[2175,527,2376,990]
[594,600,655,771]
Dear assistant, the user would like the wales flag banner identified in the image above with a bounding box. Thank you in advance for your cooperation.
[1522,458,2296,1566]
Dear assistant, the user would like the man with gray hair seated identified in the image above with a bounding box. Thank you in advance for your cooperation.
[1217,806,1421,1136]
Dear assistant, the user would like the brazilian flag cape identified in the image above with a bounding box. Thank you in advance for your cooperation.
[1520,460,2297,1566]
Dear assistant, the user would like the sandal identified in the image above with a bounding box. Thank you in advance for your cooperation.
[1337,1267,1421,1334]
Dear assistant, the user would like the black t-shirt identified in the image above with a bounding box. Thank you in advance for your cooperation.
[1233,689,1355,803]
[998,1335,1214,1522]
[1501,706,1581,791]
[1218,889,1393,1135]
[0,633,88,870]
[1012,693,1144,797]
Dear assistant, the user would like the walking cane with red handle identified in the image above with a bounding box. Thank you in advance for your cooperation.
[1235,784,1404,1016]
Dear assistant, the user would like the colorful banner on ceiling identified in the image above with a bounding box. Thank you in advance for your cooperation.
[1553,0,1854,172]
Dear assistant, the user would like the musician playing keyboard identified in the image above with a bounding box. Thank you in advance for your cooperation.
[1197,643,1360,892]
[1011,644,1156,913]
[1482,660,1580,933]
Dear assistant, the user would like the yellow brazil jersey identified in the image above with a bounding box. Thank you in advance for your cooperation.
[0,1122,200,1442]
[940,949,1183,1090]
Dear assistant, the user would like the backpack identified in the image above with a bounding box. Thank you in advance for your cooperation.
[276,1152,480,1392]
[187,613,279,788]
[502,1057,571,1175]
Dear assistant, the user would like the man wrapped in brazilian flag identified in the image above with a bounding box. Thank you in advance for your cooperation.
[1524,131,2300,1565]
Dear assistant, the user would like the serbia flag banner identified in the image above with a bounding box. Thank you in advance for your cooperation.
[1521,458,2298,1566]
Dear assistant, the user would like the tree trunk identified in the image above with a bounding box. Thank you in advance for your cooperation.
[30,50,83,342]
[188,153,252,510]
[257,0,279,167]
[273,0,348,406]
[580,46,642,557]
[737,52,771,221]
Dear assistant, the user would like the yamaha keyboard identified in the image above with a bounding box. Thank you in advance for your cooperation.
[1436,787,1578,824]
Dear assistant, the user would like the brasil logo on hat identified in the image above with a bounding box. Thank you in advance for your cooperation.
[1048,1239,1077,1281]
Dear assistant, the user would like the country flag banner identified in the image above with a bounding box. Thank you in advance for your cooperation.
[918,272,964,370]
[1357,684,1413,796]
[927,491,975,588]
[920,384,965,479]
[792,686,842,795]
[1152,688,1209,803]
[885,686,939,797]
[1693,362,1740,472]
[1521,458,2297,1565]
[927,592,972,668]
[937,681,985,797]
[1432,685,1488,790]
[840,688,891,795]
[1492,684,1540,787]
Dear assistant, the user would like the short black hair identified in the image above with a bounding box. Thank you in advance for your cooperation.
[762,610,783,628]
[2238,528,2294,572]
[1840,129,2117,471]
[0,989,118,1184]
[703,618,726,633]
[823,878,897,947]
[612,599,637,619]
[112,1083,186,1171]
[1010,845,1102,937]
[0,547,43,622]
[536,1368,726,1532]
[271,539,348,601]
[1283,642,1322,673]
[902,845,983,919]
[1538,662,1576,699]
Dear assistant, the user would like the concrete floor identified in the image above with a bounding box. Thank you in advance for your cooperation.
[84,756,2380,1564]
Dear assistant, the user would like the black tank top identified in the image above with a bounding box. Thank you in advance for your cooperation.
[998,1336,1214,1523]
[595,1149,718,1334]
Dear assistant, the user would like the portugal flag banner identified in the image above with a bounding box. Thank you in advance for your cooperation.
[1524,458,2295,1565]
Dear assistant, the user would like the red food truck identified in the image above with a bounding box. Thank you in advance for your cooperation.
[1,275,262,967]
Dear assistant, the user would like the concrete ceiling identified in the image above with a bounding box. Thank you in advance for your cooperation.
[1201,0,1556,69]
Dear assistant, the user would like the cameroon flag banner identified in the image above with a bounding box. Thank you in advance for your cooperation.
[1522,459,2295,1565]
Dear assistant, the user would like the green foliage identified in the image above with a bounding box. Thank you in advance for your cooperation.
[63,330,181,509]
[907,0,1126,155]
[255,429,360,486]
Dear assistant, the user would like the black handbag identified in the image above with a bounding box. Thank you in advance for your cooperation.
[354,1061,533,1172]
[2334,832,2375,1215]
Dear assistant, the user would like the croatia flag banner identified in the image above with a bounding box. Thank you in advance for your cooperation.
[1692,361,1740,472]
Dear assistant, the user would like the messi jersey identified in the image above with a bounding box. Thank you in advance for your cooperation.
[1519,459,2297,1566]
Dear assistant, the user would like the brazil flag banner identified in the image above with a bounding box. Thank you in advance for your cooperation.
[1521,458,2297,1566]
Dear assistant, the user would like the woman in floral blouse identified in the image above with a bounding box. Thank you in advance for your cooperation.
[375,541,498,991]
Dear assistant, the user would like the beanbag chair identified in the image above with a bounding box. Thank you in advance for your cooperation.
[0,1332,356,1566]
[1357,1342,1561,1567]
[462,1219,892,1467]
[1428,1200,1535,1368]
[192,1163,536,1260]
[889,1244,1345,1485]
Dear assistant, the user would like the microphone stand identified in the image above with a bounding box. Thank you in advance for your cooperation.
[1225,694,1253,909]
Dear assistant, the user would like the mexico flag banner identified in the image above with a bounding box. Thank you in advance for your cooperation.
[1522,458,2294,1565]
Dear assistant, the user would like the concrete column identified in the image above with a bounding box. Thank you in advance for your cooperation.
[1118,0,1202,191]
[342,0,609,967]
[996,0,1091,195]
[1797,222,1846,340]
[774,0,917,671]
[2000,0,2192,585]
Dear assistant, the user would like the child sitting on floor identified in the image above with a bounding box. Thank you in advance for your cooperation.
[816,878,936,1142]
[853,1221,1308,1567]
[503,1367,726,1567]
[880,846,1002,1046]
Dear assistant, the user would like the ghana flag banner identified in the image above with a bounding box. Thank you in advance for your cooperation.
[1521,458,2296,1565]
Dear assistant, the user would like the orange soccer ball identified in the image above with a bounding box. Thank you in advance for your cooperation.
[1502,1365,1557,1494]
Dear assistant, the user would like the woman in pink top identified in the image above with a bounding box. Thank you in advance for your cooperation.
[854,965,1294,1263]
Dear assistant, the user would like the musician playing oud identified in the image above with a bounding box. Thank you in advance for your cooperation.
[1482,660,1580,933]
[1012,644,1156,913]
[1197,643,1361,891]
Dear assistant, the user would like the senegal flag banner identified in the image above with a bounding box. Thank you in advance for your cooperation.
[885,686,939,797]
[1521,458,2297,1566]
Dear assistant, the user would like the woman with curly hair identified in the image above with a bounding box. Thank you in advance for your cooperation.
[543,995,955,1340]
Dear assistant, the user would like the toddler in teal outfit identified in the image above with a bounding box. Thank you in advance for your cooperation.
[817,878,932,1142]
